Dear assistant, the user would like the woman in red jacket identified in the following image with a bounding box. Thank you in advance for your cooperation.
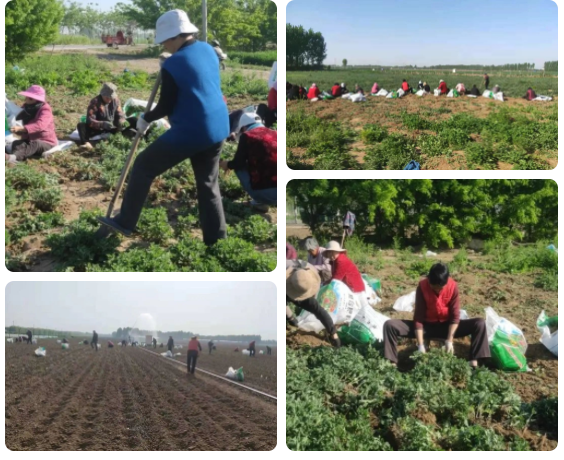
[383,263,490,368]
[438,80,448,95]
[401,79,413,94]
[307,83,321,100]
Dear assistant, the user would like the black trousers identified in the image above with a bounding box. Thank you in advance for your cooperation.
[11,140,56,161]
[187,350,198,373]
[76,116,137,145]
[26,336,32,344]
[286,295,336,335]
[383,318,491,363]
[249,347,256,357]
[114,137,226,245]
[92,341,98,351]
[256,104,276,128]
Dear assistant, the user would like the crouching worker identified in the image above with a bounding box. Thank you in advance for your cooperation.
[524,87,537,101]
[286,259,341,348]
[187,335,202,375]
[220,110,276,211]
[383,263,490,369]
[97,9,229,245]
[77,83,135,151]
[256,81,277,128]
[6,85,58,165]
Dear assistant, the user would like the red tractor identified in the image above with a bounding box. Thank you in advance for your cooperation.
[101,30,134,48]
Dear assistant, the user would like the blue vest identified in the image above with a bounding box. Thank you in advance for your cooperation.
[162,41,229,148]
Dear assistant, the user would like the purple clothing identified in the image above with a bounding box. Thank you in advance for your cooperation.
[307,247,331,274]
[286,243,297,260]
[20,102,57,146]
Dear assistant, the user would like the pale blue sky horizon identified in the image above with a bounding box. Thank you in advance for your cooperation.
[5,282,277,339]
[63,0,132,12]
[287,0,558,68]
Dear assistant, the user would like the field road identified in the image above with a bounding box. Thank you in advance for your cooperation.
[42,44,150,51]
[5,341,276,451]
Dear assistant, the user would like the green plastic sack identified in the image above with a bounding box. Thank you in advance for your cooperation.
[236,367,244,382]
[538,314,558,329]
[362,274,381,293]
[338,321,375,345]
[453,90,460,97]
[80,115,87,123]
[490,329,527,372]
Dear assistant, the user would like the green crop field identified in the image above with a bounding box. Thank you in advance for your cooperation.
[5,52,276,272]
[286,69,558,170]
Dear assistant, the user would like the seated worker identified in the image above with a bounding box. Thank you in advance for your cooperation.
[286,259,341,348]
[324,240,369,308]
[423,81,431,93]
[76,83,135,151]
[492,84,501,94]
[5,85,58,164]
[304,237,332,283]
[354,84,365,95]
[524,87,537,101]
[401,79,413,94]
[331,82,342,97]
[287,84,299,100]
[340,82,349,94]
[371,82,380,94]
[212,39,227,70]
[286,242,297,260]
[383,263,490,369]
[438,80,448,95]
[307,83,321,100]
[220,110,276,210]
[417,81,424,91]
[256,81,277,128]
[455,82,466,95]
[469,84,480,96]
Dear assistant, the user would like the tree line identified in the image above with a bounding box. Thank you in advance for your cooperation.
[287,180,557,249]
[111,327,264,343]
[286,23,327,69]
[5,0,276,63]
[544,61,558,72]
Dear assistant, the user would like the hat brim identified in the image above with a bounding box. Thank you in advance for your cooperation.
[154,23,199,44]
[286,268,321,302]
[18,91,45,103]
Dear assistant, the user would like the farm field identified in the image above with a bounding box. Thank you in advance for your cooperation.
[5,51,276,272]
[286,236,558,451]
[286,70,557,170]
[5,340,277,450]
[164,341,277,393]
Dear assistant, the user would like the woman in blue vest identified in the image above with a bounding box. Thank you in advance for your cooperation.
[98,9,229,246]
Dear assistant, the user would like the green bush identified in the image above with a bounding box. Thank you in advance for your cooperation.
[89,244,177,272]
[230,215,275,244]
[30,187,63,212]
[360,124,388,144]
[209,237,276,272]
[137,208,173,244]
[228,50,277,67]
[364,134,419,170]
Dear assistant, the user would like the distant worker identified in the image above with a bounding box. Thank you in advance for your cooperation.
[26,329,32,345]
[286,242,297,260]
[331,82,342,97]
[307,83,320,100]
[524,87,537,101]
[167,336,174,352]
[108,341,114,348]
[208,340,214,354]
[121,339,127,347]
[257,81,277,128]
[492,85,501,94]
[371,82,380,95]
[62,338,68,344]
[354,84,365,95]
[153,337,157,348]
[234,347,239,352]
[484,73,490,90]
[340,83,349,94]
[91,330,98,352]
[469,84,480,96]
[455,83,466,95]
[401,79,413,94]
[423,81,431,93]
[266,345,272,355]
[417,81,424,91]
[212,39,227,70]
[438,80,448,95]
[248,340,256,357]
[187,336,202,375]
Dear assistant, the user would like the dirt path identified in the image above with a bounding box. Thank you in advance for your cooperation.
[6,342,276,450]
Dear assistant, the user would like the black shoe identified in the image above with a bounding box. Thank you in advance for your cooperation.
[329,335,341,348]
[287,317,299,328]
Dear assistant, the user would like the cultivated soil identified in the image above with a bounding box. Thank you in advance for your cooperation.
[286,95,558,169]
[5,340,277,450]
[285,244,558,406]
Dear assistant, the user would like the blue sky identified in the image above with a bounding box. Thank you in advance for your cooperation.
[63,0,132,12]
[6,282,277,339]
[287,0,558,68]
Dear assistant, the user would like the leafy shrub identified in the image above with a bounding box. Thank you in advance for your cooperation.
[170,237,225,272]
[5,164,58,190]
[439,127,470,149]
[442,425,506,451]
[137,208,173,244]
[209,237,276,272]
[221,71,268,97]
[70,69,102,95]
[418,133,451,157]
[8,212,64,243]
[364,134,419,170]
[401,111,434,130]
[230,215,275,244]
[465,142,498,169]
[361,124,388,144]
[89,244,177,272]
[228,50,277,67]
[115,70,150,90]
[30,186,63,212]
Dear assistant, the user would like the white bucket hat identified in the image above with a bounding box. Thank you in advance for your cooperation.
[234,112,262,134]
[325,241,346,253]
[155,9,199,44]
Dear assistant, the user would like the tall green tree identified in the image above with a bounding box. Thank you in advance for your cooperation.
[286,23,327,69]
[342,59,347,67]
[5,0,65,63]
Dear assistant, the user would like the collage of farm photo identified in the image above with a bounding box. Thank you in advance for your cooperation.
[3,0,560,454]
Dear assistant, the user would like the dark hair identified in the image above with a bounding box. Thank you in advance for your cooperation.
[403,79,406,82]
[428,263,450,286]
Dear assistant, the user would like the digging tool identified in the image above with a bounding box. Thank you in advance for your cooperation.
[103,53,171,220]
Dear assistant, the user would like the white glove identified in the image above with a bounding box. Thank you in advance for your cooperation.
[417,344,426,353]
[444,340,454,354]
[136,114,151,135]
